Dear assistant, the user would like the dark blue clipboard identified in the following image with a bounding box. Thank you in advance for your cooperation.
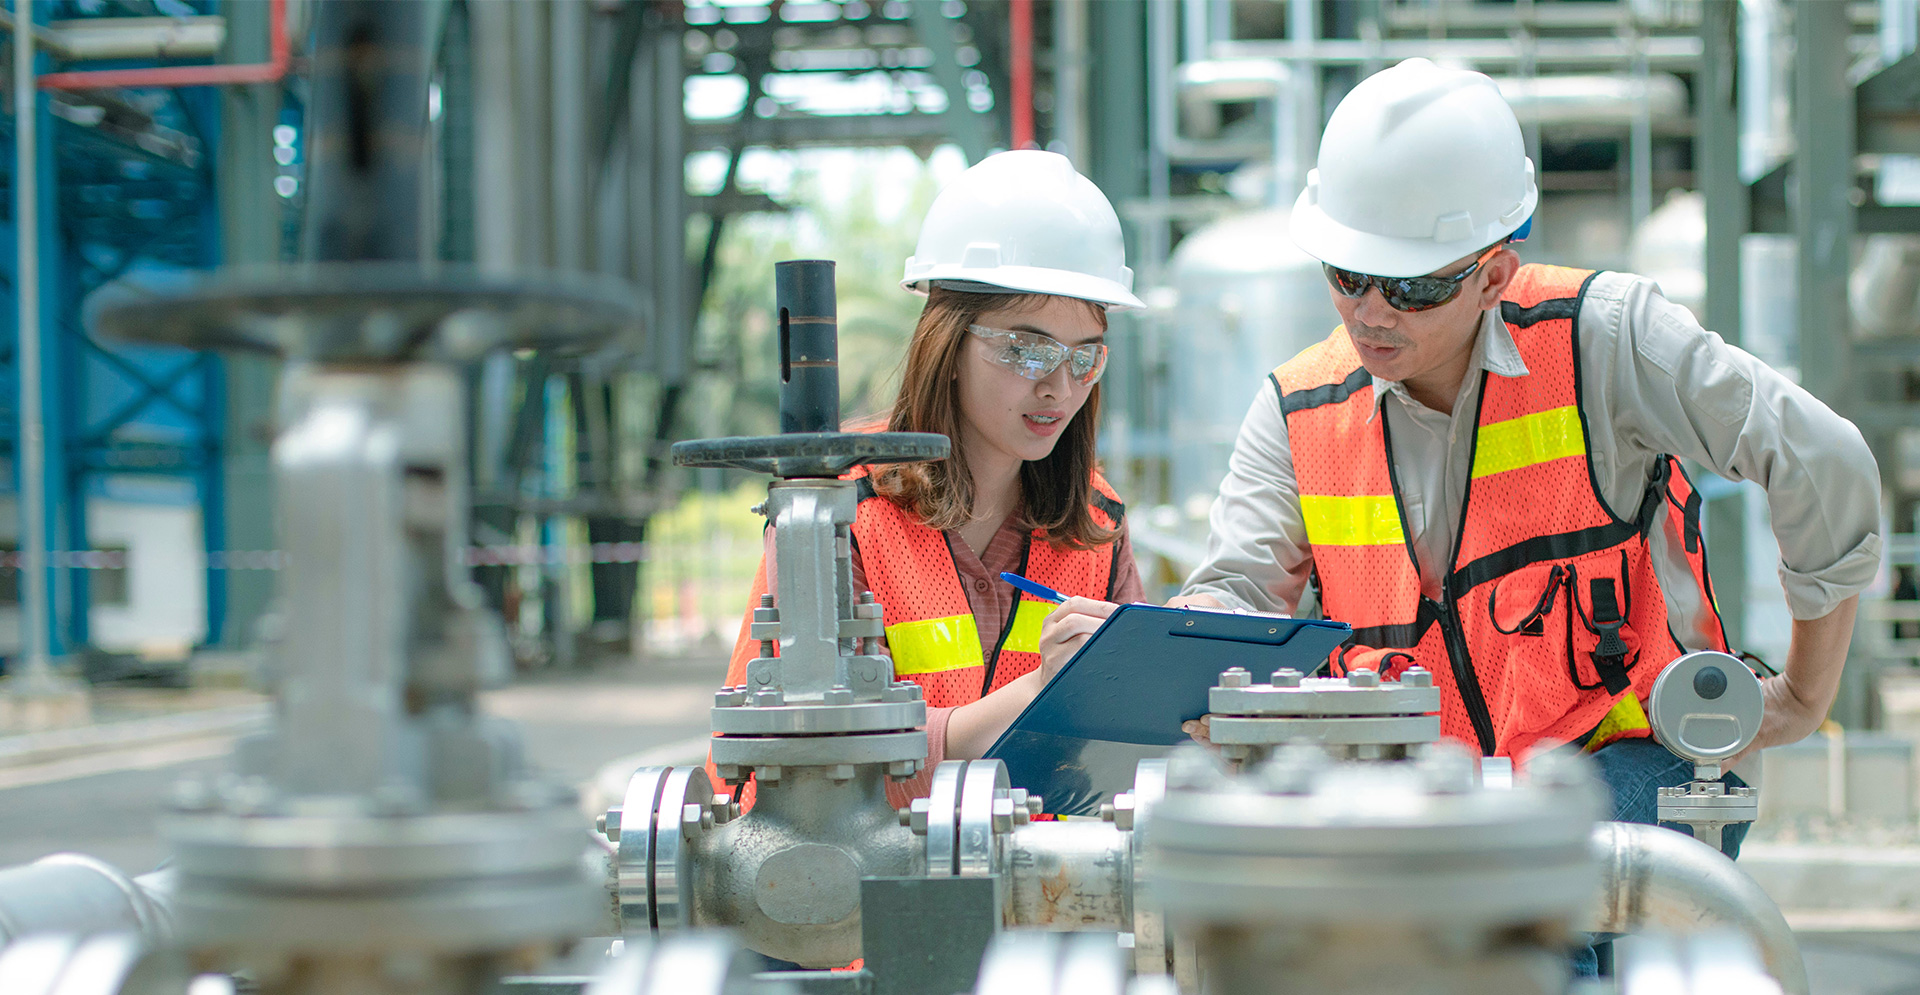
[983,605,1350,816]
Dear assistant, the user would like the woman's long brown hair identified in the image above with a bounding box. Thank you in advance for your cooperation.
[868,287,1116,550]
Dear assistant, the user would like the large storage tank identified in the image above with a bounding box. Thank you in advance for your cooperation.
[1165,208,1331,511]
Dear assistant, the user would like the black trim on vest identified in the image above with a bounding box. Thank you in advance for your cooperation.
[1107,542,1122,602]
[1499,295,1581,328]
[1091,489,1126,526]
[855,476,878,503]
[979,537,1033,696]
[1281,365,1373,415]
[1447,520,1642,597]
[1347,600,1439,650]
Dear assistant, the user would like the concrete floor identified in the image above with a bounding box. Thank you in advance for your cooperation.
[0,655,724,873]
[1,653,1914,992]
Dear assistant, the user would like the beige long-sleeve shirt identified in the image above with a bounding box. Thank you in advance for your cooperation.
[1183,270,1883,645]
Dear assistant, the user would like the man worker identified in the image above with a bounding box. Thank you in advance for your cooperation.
[1043,58,1882,853]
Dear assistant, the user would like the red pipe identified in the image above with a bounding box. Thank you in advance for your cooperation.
[1009,0,1033,149]
[37,0,287,90]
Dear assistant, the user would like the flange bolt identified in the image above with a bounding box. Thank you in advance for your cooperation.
[1270,668,1303,688]
[1348,668,1381,687]
[1219,667,1253,688]
[1399,667,1432,688]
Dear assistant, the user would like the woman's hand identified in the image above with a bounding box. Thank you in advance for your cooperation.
[1165,592,1224,609]
[1182,715,1215,748]
[1038,597,1119,679]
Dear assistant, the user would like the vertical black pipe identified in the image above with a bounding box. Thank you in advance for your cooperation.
[775,260,839,435]
[300,0,431,262]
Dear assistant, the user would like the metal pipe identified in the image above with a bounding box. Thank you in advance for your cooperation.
[1003,820,1130,931]
[775,260,839,437]
[35,0,285,90]
[13,0,52,686]
[1051,0,1087,167]
[0,854,173,944]
[1009,0,1033,148]
[1585,821,1808,995]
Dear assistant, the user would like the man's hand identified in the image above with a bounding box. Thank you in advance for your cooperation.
[1729,595,1858,768]
[1181,715,1214,747]
[1037,597,1119,679]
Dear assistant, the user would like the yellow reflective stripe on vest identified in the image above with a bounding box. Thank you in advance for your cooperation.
[1583,693,1652,753]
[1471,405,1584,479]
[1001,599,1054,655]
[1300,494,1405,547]
[885,614,984,675]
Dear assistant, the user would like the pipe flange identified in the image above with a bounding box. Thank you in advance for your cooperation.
[1208,714,1442,747]
[707,730,927,768]
[924,761,967,877]
[1209,671,1441,717]
[1125,758,1171,978]
[958,759,1011,878]
[616,765,718,932]
[708,699,926,737]
[671,431,950,478]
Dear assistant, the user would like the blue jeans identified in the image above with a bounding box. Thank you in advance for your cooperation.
[1573,738,1751,977]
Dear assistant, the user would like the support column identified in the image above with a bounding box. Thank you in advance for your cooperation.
[1699,0,1748,650]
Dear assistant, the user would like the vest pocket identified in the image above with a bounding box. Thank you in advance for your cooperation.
[1482,549,1641,694]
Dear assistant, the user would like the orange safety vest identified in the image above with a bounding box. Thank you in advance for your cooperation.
[1274,264,1729,759]
[723,469,1128,708]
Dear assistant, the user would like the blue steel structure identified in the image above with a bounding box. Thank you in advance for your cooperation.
[0,0,270,658]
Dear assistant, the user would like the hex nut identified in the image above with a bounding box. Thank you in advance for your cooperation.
[886,758,920,780]
[908,797,931,836]
[1399,666,1433,688]
[992,796,1015,833]
[714,688,746,707]
[1099,802,1116,823]
[824,686,854,705]
[827,764,856,782]
[1111,793,1136,831]
[882,682,918,703]
[713,764,745,784]
[757,765,784,783]
[752,688,785,707]
[1347,668,1381,688]
[599,809,623,841]
[1219,667,1253,688]
[1270,668,1304,688]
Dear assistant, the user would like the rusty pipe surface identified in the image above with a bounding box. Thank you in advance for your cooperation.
[1586,821,1807,995]
[1004,819,1130,931]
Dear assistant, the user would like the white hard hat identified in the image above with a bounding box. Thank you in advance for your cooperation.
[903,149,1144,310]
[1291,58,1538,278]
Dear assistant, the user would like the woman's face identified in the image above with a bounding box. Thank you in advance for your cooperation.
[954,295,1106,469]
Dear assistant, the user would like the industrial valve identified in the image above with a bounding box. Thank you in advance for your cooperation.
[1205,665,1442,766]
[608,259,949,967]
[1651,651,1765,852]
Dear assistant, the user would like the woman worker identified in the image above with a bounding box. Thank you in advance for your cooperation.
[720,150,1146,805]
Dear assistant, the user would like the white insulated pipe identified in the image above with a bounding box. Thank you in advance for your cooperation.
[1586,822,1808,995]
[0,854,173,945]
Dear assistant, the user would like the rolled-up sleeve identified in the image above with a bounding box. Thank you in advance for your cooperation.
[1179,380,1316,613]
[1605,277,1883,620]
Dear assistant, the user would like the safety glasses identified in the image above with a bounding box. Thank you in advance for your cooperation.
[1323,245,1502,313]
[969,325,1109,386]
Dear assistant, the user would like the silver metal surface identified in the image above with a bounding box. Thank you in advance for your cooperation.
[1209,714,1440,747]
[926,761,966,877]
[974,932,1129,995]
[0,855,173,945]
[0,933,185,995]
[1587,821,1808,995]
[1004,819,1130,931]
[706,730,926,768]
[1125,759,1171,978]
[584,931,770,995]
[958,760,1011,878]
[1208,672,1441,716]
[766,482,860,699]
[652,766,716,932]
[1650,651,1764,765]
[1618,932,1787,995]
[689,766,917,968]
[708,699,926,737]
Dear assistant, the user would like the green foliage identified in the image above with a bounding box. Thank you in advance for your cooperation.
[691,156,941,440]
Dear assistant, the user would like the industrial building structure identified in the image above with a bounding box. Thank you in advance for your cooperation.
[0,0,1909,993]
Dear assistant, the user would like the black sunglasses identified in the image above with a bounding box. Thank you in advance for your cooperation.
[1323,245,1502,313]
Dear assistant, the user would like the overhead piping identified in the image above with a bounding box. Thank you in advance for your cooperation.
[35,0,286,91]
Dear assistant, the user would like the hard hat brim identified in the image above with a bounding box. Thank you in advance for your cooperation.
[902,264,1146,311]
[1288,187,1537,279]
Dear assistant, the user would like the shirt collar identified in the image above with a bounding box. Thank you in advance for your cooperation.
[1366,307,1530,418]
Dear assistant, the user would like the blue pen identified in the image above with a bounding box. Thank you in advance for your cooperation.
[999,571,1067,604]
